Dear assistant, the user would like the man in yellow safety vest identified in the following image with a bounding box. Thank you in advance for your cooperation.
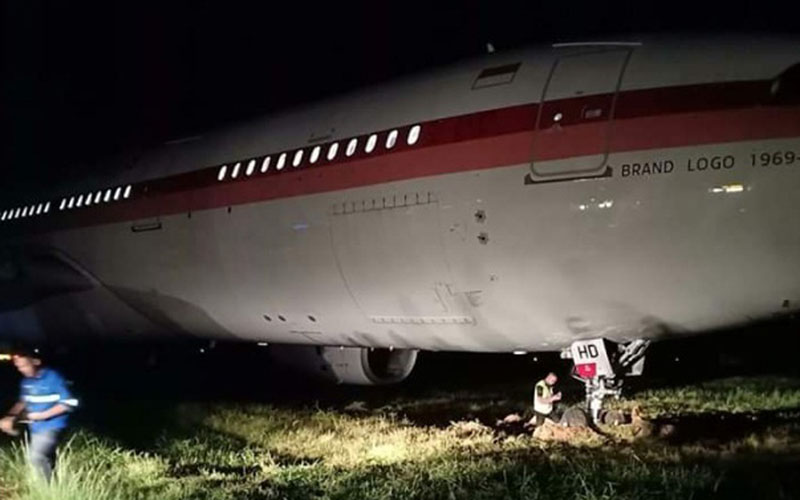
[533,372,562,426]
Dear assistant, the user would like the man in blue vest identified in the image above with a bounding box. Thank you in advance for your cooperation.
[0,349,78,480]
[533,372,562,426]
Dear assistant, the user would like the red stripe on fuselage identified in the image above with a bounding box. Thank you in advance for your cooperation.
[2,80,799,237]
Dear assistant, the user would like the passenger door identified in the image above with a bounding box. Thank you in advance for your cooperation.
[531,47,632,179]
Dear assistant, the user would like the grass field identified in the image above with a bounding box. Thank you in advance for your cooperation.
[1,376,799,499]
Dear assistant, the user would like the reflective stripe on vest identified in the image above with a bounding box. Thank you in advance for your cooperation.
[533,380,553,414]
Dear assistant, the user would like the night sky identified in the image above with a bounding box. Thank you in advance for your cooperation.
[2,1,799,199]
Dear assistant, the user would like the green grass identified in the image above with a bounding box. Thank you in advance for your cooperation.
[619,377,800,417]
[1,376,799,499]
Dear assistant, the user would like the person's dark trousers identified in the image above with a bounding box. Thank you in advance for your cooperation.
[534,408,564,426]
[28,430,60,481]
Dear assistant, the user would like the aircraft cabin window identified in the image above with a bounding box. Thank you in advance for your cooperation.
[386,130,398,149]
[114,187,122,200]
[22,207,28,218]
[59,199,66,211]
[277,153,287,170]
[231,162,241,179]
[261,156,271,173]
[246,159,256,176]
[84,194,92,207]
[1,211,6,221]
[365,134,377,153]
[327,142,339,160]
[104,190,112,202]
[123,185,132,199]
[310,146,321,164]
[94,191,103,204]
[346,138,358,157]
[77,195,84,208]
[68,197,75,209]
[15,208,21,218]
[293,149,304,167]
[407,125,421,145]
[44,202,51,213]
[218,165,228,181]
[36,204,43,214]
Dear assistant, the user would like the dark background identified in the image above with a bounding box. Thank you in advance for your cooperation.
[3,0,800,200]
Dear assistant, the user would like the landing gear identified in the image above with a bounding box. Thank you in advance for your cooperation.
[561,338,650,423]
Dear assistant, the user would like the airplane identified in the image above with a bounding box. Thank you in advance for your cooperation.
[1,35,798,420]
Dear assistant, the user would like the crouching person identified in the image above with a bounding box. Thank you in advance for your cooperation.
[533,372,562,426]
[0,349,78,481]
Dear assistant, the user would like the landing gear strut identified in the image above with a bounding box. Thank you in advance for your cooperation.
[561,338,650,423]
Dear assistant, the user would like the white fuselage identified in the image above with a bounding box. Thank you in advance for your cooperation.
[1,36,799,352]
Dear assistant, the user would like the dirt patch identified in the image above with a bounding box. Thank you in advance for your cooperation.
[448,419,493,438]
[532,419,603,443]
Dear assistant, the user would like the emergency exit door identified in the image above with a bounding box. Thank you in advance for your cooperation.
[531,48,631,178]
